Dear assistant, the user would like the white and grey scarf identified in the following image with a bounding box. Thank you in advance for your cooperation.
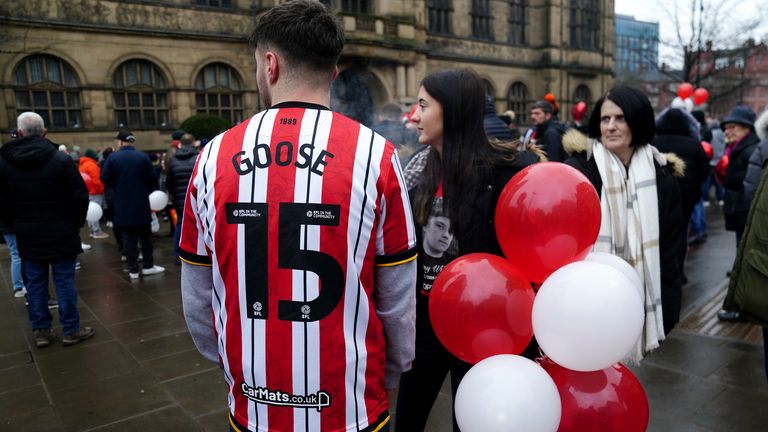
[590,139,665,364]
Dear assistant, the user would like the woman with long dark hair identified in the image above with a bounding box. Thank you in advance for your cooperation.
[563,86,685,362]
[395,68,540,431]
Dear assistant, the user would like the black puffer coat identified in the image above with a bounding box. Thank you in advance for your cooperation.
[166,145,199,214]
[652,108,710,222]
[0,136,88,260]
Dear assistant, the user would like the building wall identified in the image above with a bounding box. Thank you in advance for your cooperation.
[1,0,613,149]
[614,14,659,77]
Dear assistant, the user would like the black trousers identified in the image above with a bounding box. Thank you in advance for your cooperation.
[120,224,154,273]
[395,305,470,432]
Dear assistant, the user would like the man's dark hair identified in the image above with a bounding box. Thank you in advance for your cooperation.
[180,133,195,146]
[587,86,655,147]
[248,0,344,73]
[531,101,554,115]
[380,102,403,120]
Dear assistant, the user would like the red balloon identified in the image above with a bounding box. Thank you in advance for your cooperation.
[495,162,601,284]
[541,359,649,432]
[429,253,535,364]
[701,141,713,160]
[572,101,587,122]
[715,154,729,185]
[677,82,694,99]
[693,88,709,105]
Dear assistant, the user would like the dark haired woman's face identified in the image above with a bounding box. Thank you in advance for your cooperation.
[412,86,444,153]
[600,99,634,163]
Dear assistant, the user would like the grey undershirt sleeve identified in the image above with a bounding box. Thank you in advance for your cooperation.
[374,259,418,389]
[181,261,219,364]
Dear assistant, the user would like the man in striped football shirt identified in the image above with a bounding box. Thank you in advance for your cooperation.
[179,2,418,431]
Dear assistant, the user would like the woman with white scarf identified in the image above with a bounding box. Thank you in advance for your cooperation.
[563,86,686,362]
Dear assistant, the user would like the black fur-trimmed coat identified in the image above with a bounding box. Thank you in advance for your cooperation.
[562,130,686,330]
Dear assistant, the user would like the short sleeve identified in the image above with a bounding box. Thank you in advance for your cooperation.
[179,157,211,266]
[374,148,417,267]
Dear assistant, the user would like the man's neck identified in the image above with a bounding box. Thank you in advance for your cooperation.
[270,84,331,109]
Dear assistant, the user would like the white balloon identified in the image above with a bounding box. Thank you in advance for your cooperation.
[532,261,644,372]
[684,98,694,112]
[585,252,643,299]
[86,201,103,223]
[455,355,561,432]
[148,190,168,211]
[670,96,686,110]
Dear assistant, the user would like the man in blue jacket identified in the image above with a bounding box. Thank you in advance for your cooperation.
[101,131,165,280]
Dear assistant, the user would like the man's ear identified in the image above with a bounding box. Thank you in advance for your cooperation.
[330,65,339,81]
[265,51,279,85]
[41,128,47,138]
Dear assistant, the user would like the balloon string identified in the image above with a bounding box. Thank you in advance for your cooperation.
[534,349,548,365]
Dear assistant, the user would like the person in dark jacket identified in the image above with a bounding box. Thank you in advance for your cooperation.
[483,95,512,141]
[720,105,759,244]
[722,153,768,381]
[166,133,199,260]
[0,112,93,348]
[653,108,710,277]
[742,109,768,203]
[530,100,568,162]
[397,68,541,432]
[563,86,685,355]
[719,107,765,322]
[100,130,165,280]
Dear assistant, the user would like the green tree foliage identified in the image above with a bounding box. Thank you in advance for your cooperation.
[179,114,231,141]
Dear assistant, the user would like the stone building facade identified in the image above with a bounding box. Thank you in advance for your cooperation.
[0,0,614,150]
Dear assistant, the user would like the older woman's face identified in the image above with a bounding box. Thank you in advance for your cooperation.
[600,99,634,163]
[723,123,750,143]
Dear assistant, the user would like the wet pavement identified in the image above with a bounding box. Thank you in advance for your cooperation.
[0,204,766,432]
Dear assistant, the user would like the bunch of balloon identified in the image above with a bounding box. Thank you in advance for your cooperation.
[431,163,602,432]
[673,82,709,111]
[487,163,648,431]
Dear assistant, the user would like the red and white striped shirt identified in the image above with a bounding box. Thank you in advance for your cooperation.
[180,102,417,432]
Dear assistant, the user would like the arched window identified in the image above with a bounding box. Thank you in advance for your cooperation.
[13,55,82,129]
[507,82,529,123]
[195,63,244,124]
[112,59,169,128]
[574,84,591,109]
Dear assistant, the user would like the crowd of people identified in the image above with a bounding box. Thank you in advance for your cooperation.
[1,1,767,431]
[0,117,212,348]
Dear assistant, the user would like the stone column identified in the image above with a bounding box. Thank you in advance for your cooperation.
[406,65,416,97]
[396,65,406,99]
